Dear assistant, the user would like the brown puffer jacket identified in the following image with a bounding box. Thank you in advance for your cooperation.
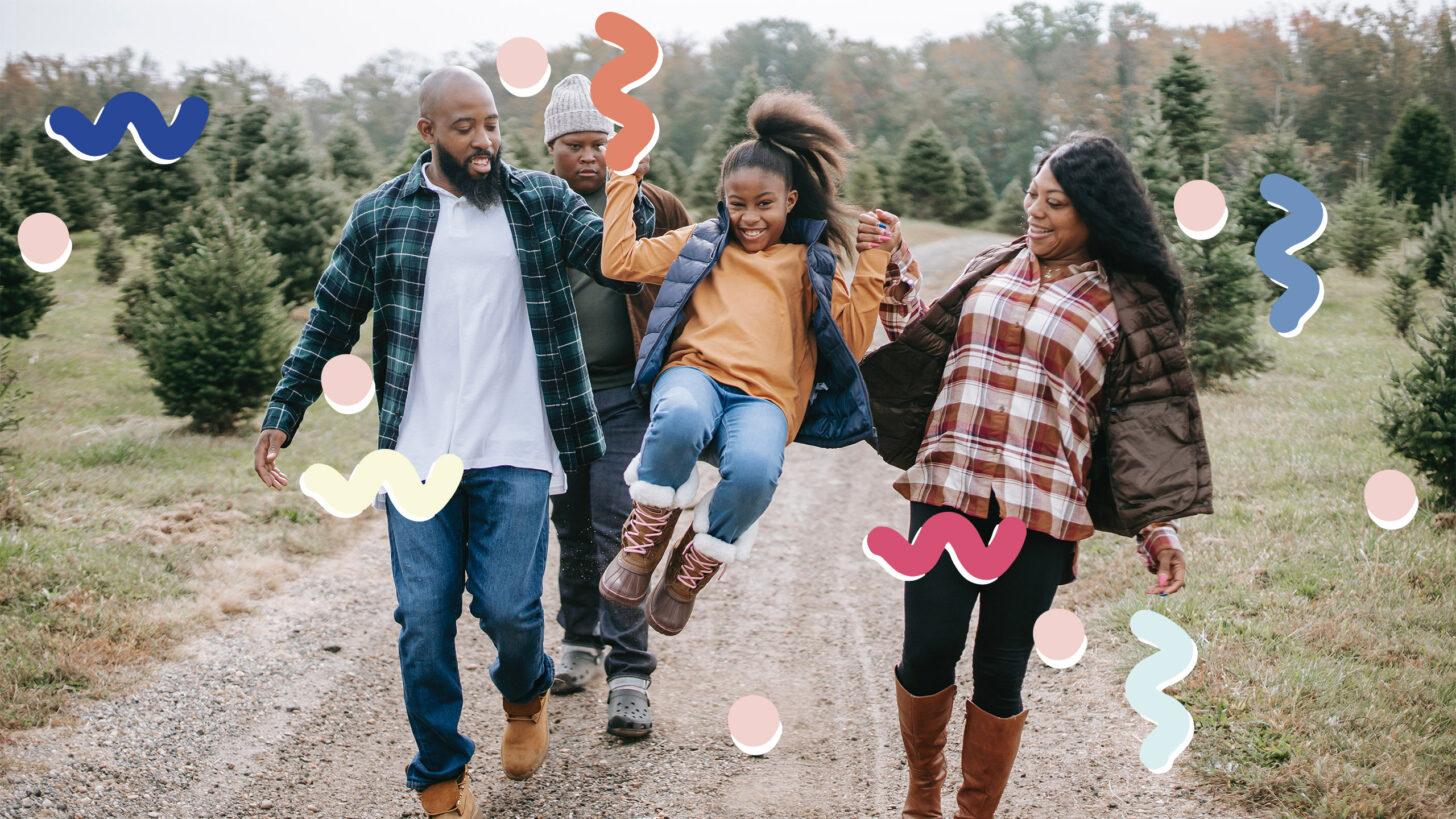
[859,241,1213,538]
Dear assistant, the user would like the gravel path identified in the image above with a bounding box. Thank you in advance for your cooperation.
[0,235,1269,819]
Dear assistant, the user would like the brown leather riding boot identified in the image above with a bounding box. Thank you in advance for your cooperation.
[600,500,682,607]
[417,770,481,819]
[644,530,723,636]
[501,691,550,780]
[896,671,957,819]
[954,702,1027,818]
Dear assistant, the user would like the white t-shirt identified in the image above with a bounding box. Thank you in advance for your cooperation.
[381,164,567,507]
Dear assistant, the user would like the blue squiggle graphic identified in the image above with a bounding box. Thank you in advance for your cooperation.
[1253,173,1327,338]
[1124,609,1198,774]
[44,92,209,164]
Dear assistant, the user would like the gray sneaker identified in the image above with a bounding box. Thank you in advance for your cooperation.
[551,643,605,694]
[606,675,652,738]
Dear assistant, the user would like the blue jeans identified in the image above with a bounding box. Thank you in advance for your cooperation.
[637,365,789,543]
[385,466,556,791]
[551,385,657,680]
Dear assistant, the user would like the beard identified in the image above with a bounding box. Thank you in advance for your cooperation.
[435,143,505,210]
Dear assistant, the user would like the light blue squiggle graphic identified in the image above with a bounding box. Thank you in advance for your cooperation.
[1253,173,1327,338]
[44,92,209,164]
[1124,609,1197,774]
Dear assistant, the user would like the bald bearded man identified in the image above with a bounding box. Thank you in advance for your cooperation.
[252,67,656,818]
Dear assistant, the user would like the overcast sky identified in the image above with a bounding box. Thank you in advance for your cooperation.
[3,0,1448,88]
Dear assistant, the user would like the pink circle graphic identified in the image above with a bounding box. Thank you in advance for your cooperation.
[1174,180,1228,241]
[320,354,374,415]
[728,695,782,756]
[1033,608,1087,669]
[497,38,551,97]
[17,212,72,273]
[1364,469,1418,530]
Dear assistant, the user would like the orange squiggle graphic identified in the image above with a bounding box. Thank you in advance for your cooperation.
[592,12,663,175]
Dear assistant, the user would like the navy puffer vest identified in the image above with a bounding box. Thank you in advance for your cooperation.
[631,203,877,450]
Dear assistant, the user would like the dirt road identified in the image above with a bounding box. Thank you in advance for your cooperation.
[0,236,1262,818]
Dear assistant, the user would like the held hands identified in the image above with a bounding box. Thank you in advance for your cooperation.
[856,209,903,254]
[253,429,288,490]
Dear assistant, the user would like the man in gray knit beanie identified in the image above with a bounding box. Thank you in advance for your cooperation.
[541,73,691,740]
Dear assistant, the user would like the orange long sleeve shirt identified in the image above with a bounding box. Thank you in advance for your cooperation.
[603,174,888,442]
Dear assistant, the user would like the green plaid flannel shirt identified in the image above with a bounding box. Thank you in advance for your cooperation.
[260,151,655,471]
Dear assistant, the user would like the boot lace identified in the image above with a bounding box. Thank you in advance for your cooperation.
[677,545,721,590]
[622,505,674,556]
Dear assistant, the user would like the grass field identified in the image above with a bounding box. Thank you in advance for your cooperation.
[1073,268,1456,818]
[0,231,376,731]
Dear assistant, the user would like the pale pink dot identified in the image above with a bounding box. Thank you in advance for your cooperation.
[17,212,70,265]
[1364,469,1418,530]
[497,38,551,97]
[1174,180,1227,233]
[321,354,373,414]
[1033,608,1086,666]
[728,695,781,754]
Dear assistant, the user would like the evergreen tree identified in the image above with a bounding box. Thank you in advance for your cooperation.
[215,101,273,191]
[392,135,427,179]
[844,156,885,211]
[1233,119,1321,247]
[896,123,966,221]
[5,146,64,219]
[137,213,291,434]
[0,178,55,338]
[688,65,764,211]
[109,140,204,237]
[991,178,1026,235]
[502,122,548,172]
[1377,99,1456,222]
[1381,253,1424,339]
[1128,92,1182,230]
[1419,196,1456,288]
[954,147,995,224]
[24,123,102,230]
[1155,51,1218,181]
[236,115,349,305]
[113,270,152,346]
[94,202,126,285]
[1175,216,1273,386]
[1379,288,1456,505]
[645,147,688,197]
[1330,176,1403,276]
[325,120,378,190]
[869,136,902,215]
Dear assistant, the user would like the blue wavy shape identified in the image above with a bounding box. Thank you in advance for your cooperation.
[1124,609,1198,774]
[44,92,209,164]
[1253,173,1327,338]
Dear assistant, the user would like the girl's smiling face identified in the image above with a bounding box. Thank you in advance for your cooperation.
[724,167,798,252]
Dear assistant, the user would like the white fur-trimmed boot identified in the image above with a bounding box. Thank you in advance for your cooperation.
[599,455,699,608]
[644,489,758,635]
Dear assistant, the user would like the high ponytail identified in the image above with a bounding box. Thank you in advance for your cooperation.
[719,90,858,258]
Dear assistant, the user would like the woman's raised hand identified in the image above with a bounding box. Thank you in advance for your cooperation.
[857,209,903,253]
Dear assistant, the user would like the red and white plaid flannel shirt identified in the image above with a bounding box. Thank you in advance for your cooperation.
[880,243,1180,568]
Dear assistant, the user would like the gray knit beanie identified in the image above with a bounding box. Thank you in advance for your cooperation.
[544,74,615,145]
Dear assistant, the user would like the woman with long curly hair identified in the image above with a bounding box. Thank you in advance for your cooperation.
[859,132,1213,817]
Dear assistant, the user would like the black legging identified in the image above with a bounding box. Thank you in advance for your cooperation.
[898,497,1074,718]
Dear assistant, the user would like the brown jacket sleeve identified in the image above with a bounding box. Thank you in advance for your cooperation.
[626,182,694,353]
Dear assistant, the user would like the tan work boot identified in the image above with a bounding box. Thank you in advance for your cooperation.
[954,702,1027,818]
[895,671,956,818]
[600,500,682,608]
[417,770,481,819]
[501,691,551,780]
[645,530,724,636]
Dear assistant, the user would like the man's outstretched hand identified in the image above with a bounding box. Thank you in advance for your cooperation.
[253,429,289,490]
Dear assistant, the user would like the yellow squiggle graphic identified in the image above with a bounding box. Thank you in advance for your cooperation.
[299,450,463,522]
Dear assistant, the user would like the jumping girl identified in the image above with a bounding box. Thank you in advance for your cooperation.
[595,91,893,635]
